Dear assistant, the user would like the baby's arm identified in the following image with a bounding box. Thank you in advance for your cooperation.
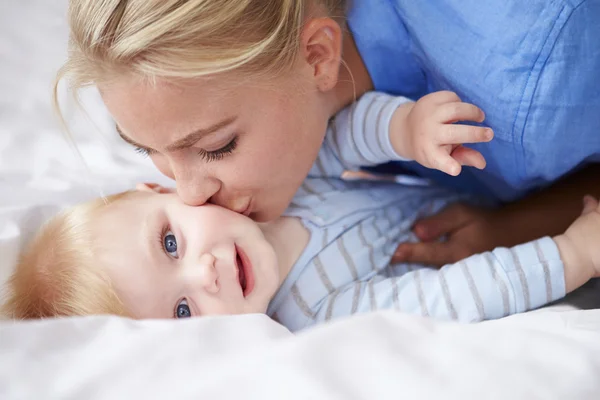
[315,195,600,323]
[308,92,411,179]
[309,91,492,179]
[316,237,569,323]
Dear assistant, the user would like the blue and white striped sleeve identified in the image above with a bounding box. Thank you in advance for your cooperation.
[308,92,412,178]
[314,237,566,323]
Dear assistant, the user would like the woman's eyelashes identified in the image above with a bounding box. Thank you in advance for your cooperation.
[134,136,239,162]
[135,146,153,158]
[175,298,191,319]
[198,136,238,162]
[163,230,179,258]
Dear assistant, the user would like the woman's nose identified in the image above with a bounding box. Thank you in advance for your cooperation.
[177,179,221,206]
[171,165,221,206]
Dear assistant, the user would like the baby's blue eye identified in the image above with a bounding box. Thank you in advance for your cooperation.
[163,231,178,258]
[176,299,191,319]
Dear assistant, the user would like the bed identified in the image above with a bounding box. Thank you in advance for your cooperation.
[1,2,600,399]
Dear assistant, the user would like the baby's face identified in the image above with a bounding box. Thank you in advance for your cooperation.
[94,191,280,319]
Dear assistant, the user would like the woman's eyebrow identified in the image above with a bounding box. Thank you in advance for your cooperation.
[164,117,236,151]
[115,117,236,152]
[115,124,149,151]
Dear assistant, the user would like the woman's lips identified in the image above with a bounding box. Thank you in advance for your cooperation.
[235,244,255,297]
[241,200,252,217]
[226,198,251,216]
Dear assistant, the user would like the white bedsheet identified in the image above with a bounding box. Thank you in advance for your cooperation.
[1,1,600,399]
[2,310,600,399]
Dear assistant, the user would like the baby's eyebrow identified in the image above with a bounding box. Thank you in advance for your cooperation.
[141,210,162,270]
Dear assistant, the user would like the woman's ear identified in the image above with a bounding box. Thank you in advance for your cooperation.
[135,183,175,194]
[300,17,343,92]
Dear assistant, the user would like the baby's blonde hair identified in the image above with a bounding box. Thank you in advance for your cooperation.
[55,0,347,102]
[1,193,134,320]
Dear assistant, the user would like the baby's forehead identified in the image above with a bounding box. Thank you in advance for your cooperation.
[91,193,153,237]
[100,191,160,215]
[90,197,158,295]
[90,191,182,250]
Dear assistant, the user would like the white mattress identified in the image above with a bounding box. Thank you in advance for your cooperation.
[1,1,600,399]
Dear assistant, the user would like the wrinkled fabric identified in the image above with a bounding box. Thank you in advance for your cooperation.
[348,0,600,202]
[2,311,600,399]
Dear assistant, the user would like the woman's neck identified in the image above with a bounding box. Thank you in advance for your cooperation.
[259,217,310,285]
[327,27,374,117]
[258,28,372,281]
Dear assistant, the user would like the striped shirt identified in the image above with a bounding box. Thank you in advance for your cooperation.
[267,92,566,332]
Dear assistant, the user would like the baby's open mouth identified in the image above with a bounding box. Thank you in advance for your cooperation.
[235,252,247,293]
[234,244,254,297]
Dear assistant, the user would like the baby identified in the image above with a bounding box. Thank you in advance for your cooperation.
[3,92,599,331]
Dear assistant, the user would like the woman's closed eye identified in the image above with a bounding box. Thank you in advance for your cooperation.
[162,230,178,258]
[134,146,152,157]
[198,136,238,162]
[134,136,238,162]
[175,298,191,319]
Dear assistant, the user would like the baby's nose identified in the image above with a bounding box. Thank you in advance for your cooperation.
[196,254,219,293]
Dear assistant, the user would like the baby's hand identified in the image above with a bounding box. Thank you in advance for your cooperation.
[390,91,494,176]
[562,195,600,278]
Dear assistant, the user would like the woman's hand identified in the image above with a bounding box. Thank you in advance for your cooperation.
[392,203,508,267]
[393,165,600,267]
[392,164,600,266]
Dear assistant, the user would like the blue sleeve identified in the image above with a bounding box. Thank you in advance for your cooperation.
[308,92,411,178]
[315,237,566,323]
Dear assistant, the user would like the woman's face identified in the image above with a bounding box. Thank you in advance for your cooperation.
[100,70,330,222]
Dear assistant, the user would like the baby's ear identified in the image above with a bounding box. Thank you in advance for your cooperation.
[135,183,175,194]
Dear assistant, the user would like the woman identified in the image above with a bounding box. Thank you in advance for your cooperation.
[56,0,600,266]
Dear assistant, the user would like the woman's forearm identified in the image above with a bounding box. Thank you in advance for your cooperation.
[491,164,600,247]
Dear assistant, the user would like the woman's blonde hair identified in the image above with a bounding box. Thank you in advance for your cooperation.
[1,193,134,320]
[55,0,347,102]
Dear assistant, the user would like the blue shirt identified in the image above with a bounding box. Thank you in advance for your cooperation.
[268,93,566,332]
[347,0,600,202]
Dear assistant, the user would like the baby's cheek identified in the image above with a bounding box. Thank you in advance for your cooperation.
[204,301,242,316]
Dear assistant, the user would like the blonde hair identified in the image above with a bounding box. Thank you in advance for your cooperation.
[1,193,134,320]
[54,0,347,107]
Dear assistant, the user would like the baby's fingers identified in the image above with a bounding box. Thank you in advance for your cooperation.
[436,102,486,124]
[581,195,599,215]
[451,146,487,170]
[442,124,494,145]
[433,152,463,176]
